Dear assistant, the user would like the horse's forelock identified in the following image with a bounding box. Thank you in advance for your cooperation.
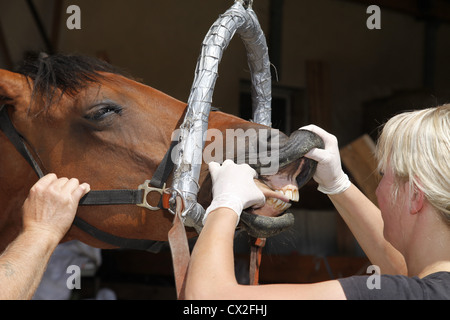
[15,53,131,111]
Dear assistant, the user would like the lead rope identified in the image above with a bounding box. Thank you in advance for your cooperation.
[168,196,190,300]
[249,237,266,285]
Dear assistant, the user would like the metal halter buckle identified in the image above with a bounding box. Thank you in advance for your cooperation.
[164,187,189,216]
[137,180,166,211]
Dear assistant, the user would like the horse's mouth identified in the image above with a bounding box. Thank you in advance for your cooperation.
[239,184,299,239]
[247,177,299,217]
[266,187,299,212]
[251,185,299,217]
[266,196,292,213]
[230,128,324,238]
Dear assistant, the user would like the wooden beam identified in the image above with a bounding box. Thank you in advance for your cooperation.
[306,60,332,131]
[0,20,13,69]
[268,0,284,80]
[51,0,64,52]
[340,134,380,206]
[26,0,54,53]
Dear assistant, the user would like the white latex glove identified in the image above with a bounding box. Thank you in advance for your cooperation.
[300,125,351,195]
[203,160,265,225]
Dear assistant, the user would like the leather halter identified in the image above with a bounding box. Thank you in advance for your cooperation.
[0,105,177,251]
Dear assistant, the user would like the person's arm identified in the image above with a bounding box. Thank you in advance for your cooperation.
[0,174,90,300]
[185,208,239,299]
[185,207,346,300]
[184,160,346,300]
[0,228,61,299]
[301,125,406,275]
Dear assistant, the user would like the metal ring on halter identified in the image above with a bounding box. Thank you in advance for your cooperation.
[137,181,166,211]
[165,187,188,216]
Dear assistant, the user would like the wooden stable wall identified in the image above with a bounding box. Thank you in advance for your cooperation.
[341,134,380,206]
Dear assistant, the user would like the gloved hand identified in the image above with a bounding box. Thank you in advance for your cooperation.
[203,160,265,225]
[299,125,351,195]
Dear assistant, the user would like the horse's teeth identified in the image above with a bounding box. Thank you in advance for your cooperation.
[276,188,300,202]
[266,187,299,212]
[276,201,291,211]
[292,189,299,202]
[284,189,292,200]
[266,197,292,212]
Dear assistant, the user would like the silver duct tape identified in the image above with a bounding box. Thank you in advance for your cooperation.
[172,1,272,228]
[242,9,272,126]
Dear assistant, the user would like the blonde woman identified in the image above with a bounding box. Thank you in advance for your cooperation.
[185,105,450,300]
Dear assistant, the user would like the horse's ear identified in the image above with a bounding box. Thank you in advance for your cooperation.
[0,69,28,106]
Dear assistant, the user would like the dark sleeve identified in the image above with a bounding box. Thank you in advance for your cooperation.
[338,275,425,300]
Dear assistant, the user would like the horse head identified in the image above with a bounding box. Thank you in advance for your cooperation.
[0,54,322,251]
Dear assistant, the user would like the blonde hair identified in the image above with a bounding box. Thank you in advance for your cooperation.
[375,104,450,223]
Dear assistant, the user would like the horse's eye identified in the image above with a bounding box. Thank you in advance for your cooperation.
[85,104,123,122]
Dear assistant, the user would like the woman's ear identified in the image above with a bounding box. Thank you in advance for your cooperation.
[410,184,424,215]
[0,69,29,106]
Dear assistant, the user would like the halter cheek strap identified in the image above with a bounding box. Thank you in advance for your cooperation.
[0,106,152,206]
[0,106,44,177]
[0,105,176,252]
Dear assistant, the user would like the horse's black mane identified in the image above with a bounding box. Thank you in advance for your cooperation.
[16,52,130,110]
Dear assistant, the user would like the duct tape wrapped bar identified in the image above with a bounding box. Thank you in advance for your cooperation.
[171,0,272,230]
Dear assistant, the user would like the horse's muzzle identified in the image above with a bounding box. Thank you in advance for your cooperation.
[240,129,324,238]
